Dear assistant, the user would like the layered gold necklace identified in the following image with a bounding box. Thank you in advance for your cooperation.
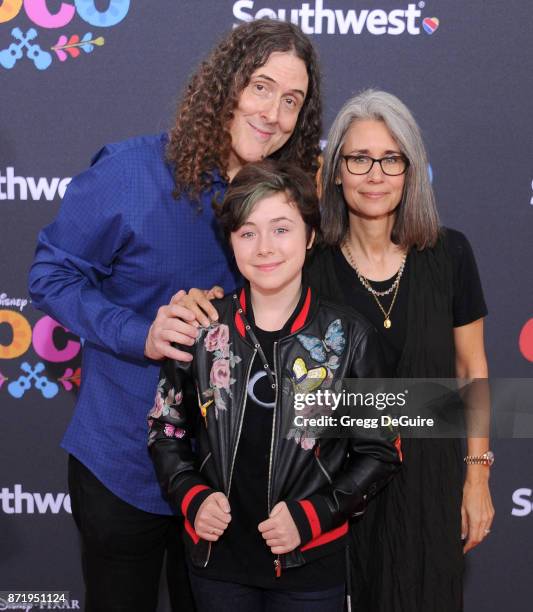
[343,241,407,329]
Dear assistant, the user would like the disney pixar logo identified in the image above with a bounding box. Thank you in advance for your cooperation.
[0,0,130,71]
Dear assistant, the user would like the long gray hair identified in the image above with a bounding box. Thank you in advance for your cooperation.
[320,89,440,249]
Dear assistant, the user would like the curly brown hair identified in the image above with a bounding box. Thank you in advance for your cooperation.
[167,19,322,202]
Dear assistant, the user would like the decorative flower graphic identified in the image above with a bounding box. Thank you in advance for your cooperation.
[204,325,230,353]
[163,424,186,439]
[149,378,183,420]
[52,32,105,62]
[210,359,231,391]
[58,367,81,391]
[198,323,241,418]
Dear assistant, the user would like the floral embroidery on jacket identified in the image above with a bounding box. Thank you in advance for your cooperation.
[149,377,183,420]
[199,323,241,418]
[163,424,186,438]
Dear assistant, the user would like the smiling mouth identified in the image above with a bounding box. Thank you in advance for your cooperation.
[248,122,275,139]
[255,262,282,272]
[361,192,388,198]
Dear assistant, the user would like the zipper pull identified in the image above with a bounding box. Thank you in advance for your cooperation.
[274,555,282,578]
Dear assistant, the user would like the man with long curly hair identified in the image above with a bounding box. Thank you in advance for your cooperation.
[29,18,322,612]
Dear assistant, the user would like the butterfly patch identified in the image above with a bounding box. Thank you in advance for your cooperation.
[291,357,327,393]
[296,319,345,369]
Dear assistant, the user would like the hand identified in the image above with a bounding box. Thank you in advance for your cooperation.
[144,290,199,361]
[461,476,495,553]
[194,492,232,542]
[258,502,301,554]
[181,286,224,327]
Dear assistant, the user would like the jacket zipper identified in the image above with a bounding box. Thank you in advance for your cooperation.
[227,349,257,497]
[199,452,212,474]
[267,342,281,577]
[203,542,212,567]
[202,351,256,570]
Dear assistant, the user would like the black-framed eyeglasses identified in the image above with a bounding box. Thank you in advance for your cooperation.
[342,155,409,176]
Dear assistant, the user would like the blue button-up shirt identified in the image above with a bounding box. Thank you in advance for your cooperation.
[28,134,240,514]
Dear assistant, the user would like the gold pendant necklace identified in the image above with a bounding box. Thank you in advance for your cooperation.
[369,280,400,328]
[343,241,405,329]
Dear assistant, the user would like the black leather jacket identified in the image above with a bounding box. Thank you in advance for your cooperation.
[148,286,401,574]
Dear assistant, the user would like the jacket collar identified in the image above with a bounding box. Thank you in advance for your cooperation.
[233,284,313,339]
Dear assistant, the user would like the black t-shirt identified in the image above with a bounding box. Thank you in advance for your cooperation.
[190,293,345,590]
[332,228,487,374]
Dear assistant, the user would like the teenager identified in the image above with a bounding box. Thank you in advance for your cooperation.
[148,160,402,612]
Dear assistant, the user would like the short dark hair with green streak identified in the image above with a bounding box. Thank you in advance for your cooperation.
[214,159,320,244]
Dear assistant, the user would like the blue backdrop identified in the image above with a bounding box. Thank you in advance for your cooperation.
[1,1,532,609]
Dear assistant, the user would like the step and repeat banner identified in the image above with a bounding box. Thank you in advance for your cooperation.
[1,1,532,610]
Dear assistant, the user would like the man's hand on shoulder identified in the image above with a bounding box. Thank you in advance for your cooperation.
[144,290,199,362]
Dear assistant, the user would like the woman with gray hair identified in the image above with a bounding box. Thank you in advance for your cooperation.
[307,89,494,611]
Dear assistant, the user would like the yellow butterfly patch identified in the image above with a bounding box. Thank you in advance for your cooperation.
[292,357,327,393]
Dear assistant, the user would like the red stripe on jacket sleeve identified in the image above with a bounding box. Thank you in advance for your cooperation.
[301,522,348,552]
[181,484,210,518]
[298,499,321,540]
[184,519,200,544]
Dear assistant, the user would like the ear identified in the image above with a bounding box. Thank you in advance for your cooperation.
[335,177,342,186]
[306,229,316,250]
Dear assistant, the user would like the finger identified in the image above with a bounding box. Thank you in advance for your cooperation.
[188,289,220,323]
[170,290,187,304]
[162,319,199,343]
[156,328,196,347]
[269,502,284,518]
[206,286,225,300]
[203,526,224,537]
[197,530,220,542]
[180,300,212,327]
[259,527,279,541]
[270,545,292,555]
[266,538,284,547]
[158,345,193,362]
[464,534,482,553]
[200,516,231,531]
[208,496,232,520]
[461,506,467,541]
[168,303,200,323]
[213,493,231,514]
[258,518,275,533]
[205,506,232,525]
[464,519,484,553]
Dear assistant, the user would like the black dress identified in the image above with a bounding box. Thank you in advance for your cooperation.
[305,228,487,612]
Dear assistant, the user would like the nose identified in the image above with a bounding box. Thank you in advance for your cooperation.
[367,159,385,181]
[260,97,280,125]
[257,233,274,255]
